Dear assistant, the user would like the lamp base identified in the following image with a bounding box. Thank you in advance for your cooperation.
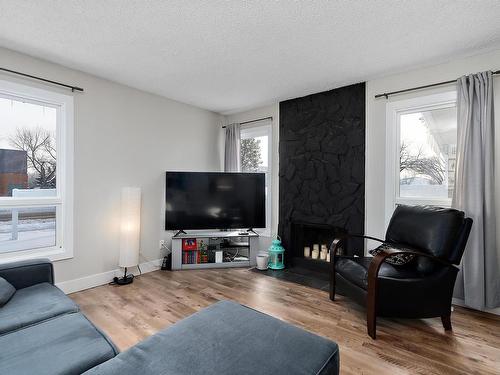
[113,267,134,285]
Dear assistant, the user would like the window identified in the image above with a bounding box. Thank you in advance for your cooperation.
[240,119,272,235]
[0,79,73,261]
[385,91,456,223]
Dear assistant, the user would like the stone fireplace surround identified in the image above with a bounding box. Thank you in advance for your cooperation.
[278,82,366,277]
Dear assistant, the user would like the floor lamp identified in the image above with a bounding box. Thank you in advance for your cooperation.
[115,187,141,285]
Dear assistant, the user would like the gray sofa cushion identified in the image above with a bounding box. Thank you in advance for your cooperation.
[84,300,339,375]
[0,312,118,375]
[0,282,79,335]
[0,276,16,307]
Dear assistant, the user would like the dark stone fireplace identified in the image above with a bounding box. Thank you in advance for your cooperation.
[278,82,366,278]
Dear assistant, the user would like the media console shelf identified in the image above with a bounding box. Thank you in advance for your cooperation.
[171,231,260,270]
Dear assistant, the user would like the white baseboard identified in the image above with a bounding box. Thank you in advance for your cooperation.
[452,298,500,316]
[56,258,162,294]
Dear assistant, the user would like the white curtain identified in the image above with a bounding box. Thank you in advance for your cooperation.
[224,123,241,172]
[453,71,500,310]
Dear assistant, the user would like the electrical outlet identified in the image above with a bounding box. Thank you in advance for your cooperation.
[159,239,165,249]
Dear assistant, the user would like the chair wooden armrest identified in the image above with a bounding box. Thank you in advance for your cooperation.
[346,234,385,243]
[329,238,343,301]
[329,234,385,301]
[366,247,454,339]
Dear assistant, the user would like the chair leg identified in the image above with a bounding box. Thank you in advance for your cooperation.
[367,304,377,339]
[329,256,336,301]
[441,313,452,331]
[329,273,336,301]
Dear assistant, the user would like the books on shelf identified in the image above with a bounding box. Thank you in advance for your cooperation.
[182,238,209,264]
[183,250,200,264]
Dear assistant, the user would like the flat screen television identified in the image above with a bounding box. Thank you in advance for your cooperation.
[165,171,265,230]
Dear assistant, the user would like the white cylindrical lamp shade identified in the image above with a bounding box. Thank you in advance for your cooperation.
[119,187,141,268]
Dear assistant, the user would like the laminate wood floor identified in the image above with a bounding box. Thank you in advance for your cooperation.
[70,268,500,375]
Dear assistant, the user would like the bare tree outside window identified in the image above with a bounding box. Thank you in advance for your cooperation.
[399,107,456,199]
[400,142,445,185]
[9,127,56,189]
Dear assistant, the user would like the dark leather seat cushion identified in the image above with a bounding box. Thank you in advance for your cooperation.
[335,257,423,290]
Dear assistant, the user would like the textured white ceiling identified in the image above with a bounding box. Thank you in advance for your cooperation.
[1,1,500,114]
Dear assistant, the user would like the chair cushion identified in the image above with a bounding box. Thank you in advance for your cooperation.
[0,312,118,375]
[335,257,423,290]
[385,205,465,260]
[0,282,79,335]
[0,276,16,307]
[83,300,340,375]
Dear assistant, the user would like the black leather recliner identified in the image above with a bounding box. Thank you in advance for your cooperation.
[330,205,473,339]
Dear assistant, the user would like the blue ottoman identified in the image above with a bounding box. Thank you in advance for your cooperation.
[84,300,339,375]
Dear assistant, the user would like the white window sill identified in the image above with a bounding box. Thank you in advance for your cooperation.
[0,246,73,264]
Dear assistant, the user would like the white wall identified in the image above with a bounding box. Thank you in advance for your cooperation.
[224,104,280,252]
[0,47,222,288]
[365,49,500,250]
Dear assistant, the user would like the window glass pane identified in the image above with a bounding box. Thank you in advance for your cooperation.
[241,135,268,173]
[0,206,56,254]
[399,106,457,199]
[240,125,271,232]
[0,97,57,197]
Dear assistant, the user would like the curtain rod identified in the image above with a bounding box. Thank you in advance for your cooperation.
[375,69,500,99]
[222,116,272,128]
[0,67,84,92]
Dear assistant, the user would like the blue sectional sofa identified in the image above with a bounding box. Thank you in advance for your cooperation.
[0,259,339,375]
[0,259,118,375]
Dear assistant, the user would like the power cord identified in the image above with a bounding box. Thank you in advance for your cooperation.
[109,242,170,285]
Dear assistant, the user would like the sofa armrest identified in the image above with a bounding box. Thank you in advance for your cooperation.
[0,258,54,290]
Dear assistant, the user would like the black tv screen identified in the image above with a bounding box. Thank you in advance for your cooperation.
[165,172,266,230]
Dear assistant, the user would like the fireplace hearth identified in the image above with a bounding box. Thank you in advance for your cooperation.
[254,222,362,291]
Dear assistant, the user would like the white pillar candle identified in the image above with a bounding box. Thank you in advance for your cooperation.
[304,246,311,257]
[320,244,328,260]
[311,249,319,260]
[320,249,327,260]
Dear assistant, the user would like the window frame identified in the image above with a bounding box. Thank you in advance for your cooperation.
[0,79,74,262]
[240,119,272,237]
[385,91,456,226]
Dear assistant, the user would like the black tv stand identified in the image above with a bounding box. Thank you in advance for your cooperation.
[247,228,258,235]
[174,229,187,236]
